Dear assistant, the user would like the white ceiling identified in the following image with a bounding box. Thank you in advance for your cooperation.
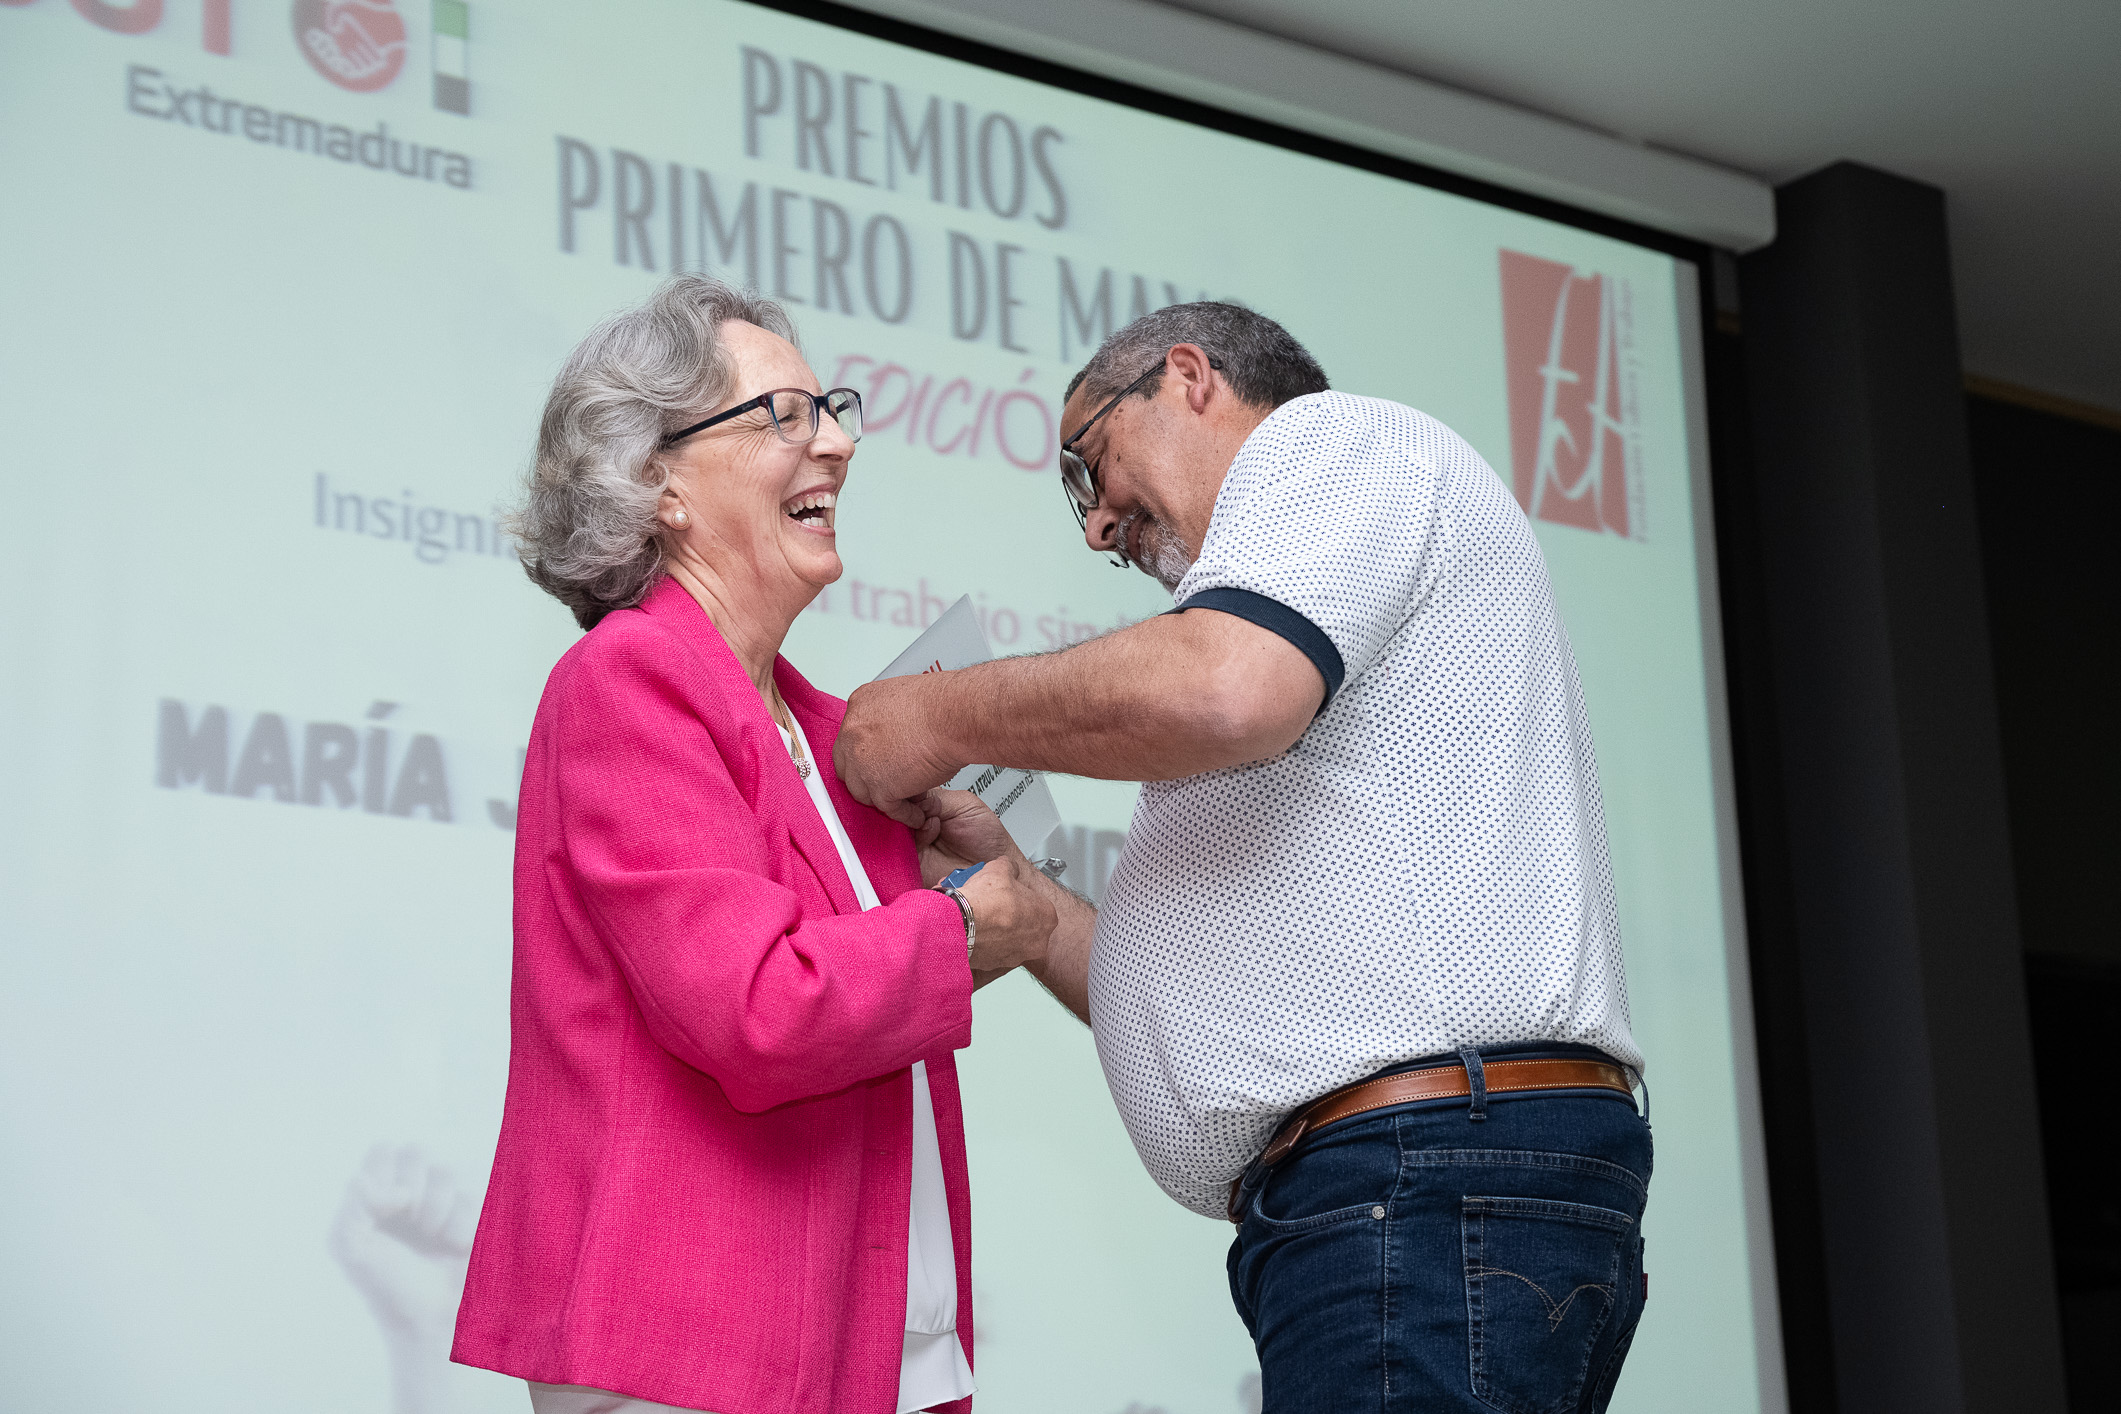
[1159,0,2121,411]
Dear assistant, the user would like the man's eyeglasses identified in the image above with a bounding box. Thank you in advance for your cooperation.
[661,387,863,449]
[1056,351,1220,531]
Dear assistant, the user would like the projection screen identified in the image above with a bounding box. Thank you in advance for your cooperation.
[0,2,1782,1411]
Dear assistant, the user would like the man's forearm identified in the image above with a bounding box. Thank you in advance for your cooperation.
[920,610,1312,783]
[833,600,1321,819]
[1024,872,1095,1025]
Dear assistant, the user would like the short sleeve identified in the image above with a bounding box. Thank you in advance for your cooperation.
[1174,392,1442,691]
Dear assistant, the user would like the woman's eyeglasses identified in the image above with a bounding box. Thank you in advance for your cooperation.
[661,387,863,449]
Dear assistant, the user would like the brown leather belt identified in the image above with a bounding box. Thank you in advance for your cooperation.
[1226,1057,1634,1223]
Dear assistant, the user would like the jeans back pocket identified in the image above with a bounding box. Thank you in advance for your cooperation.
[1462,1195,1633,1414]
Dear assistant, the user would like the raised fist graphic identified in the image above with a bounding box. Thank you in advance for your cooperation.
[330,1144,480,1414]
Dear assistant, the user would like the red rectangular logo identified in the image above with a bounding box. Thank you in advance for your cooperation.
[1499,250,1645,539]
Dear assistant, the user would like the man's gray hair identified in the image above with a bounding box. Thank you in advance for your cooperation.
[509,274,798,629]
[1065,301,1328,416]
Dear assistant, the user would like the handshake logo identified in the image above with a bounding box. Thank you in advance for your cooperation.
[294,0,408,93]
[291,0,469,116]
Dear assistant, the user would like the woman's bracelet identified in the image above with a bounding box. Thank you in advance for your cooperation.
[934,883,975,958]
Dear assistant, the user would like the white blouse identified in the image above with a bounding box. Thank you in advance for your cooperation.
[781,715,975,1414]
[528,717,974,1414]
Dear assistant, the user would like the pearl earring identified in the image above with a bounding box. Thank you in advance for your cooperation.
[672,510,688,527]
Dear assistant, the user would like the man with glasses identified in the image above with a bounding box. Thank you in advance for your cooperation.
[836,302,1649,1413]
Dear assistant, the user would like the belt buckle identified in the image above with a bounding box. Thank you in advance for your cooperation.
[1229,1113,1313,1224]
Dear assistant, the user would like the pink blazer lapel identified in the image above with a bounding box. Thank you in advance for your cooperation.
[777,659,924,900]
[637,579,863,916]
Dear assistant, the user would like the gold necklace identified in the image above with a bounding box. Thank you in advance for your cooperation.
[767,687,812,779]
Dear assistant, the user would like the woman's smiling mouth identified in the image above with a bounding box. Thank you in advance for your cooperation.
[783,489,836,532]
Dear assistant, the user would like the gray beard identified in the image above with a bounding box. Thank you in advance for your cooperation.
[1117,509,1195,593]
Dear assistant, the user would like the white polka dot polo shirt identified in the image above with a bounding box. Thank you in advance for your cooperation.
[1086,390,1643,1219]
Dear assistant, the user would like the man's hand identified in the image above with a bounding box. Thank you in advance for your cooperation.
[917,789,1010,886]
[837,675,967,826]
[961,852,1058,974]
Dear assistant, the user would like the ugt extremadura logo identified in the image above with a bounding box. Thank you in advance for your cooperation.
[12,0,470,115]
[293,0,407,92]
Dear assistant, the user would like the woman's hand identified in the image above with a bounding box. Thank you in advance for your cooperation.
[959,853,1058,975]
[917,789,1011,887]
[914,789,1053,977]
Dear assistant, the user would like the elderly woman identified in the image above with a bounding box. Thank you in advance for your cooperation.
[452,275,1055,1414]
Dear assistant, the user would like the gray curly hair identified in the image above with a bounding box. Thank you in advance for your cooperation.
[509,274,799,629]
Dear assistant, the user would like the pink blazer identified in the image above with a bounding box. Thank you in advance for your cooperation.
[453,576,977,1414]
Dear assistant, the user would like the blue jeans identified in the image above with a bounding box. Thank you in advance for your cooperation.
[1226,1051,1653,1413]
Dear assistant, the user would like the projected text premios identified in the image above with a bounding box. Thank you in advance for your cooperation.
[556,43,1219,364]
